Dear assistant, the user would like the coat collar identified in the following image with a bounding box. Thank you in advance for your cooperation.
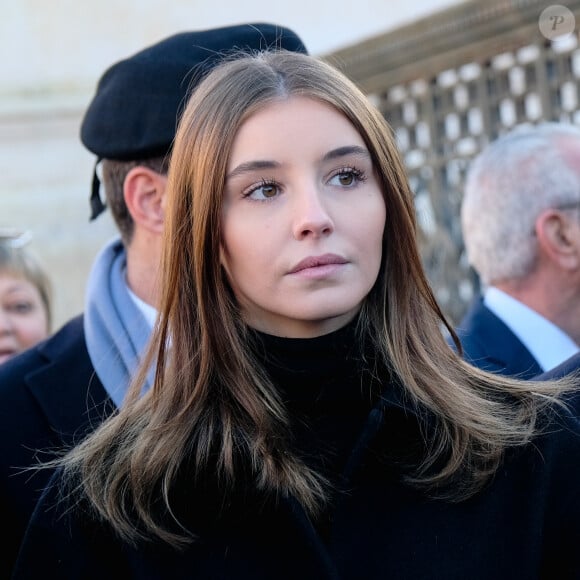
[458,298,542,378]
[24,314,114,446]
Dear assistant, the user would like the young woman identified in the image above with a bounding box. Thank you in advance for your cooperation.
[0,232,51,364]
[13,50,580,579]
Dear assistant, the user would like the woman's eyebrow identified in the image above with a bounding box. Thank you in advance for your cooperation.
[227,160,280,180]
[322,145,370,162]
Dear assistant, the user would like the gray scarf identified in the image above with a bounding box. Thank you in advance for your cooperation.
[83,237,154,407]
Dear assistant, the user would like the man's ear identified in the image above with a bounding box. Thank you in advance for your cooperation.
[535,208,580,270]
[124,166,167,235]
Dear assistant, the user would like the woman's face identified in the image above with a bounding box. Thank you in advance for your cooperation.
[221,96,386,338]
[0,273,49,364]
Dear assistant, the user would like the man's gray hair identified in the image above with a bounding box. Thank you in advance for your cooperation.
[462,122,580,285]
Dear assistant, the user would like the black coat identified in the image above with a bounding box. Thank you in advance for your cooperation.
[0,315,115,578]
[11,380,580,579]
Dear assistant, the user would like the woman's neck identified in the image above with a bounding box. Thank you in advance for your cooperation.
[243,309,361,339]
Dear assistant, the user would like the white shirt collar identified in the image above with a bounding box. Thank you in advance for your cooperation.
[126,285,158,329]
[484,287,579,372]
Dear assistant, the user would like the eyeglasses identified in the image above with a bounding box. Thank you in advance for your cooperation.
[0,229,32,249]
[555,200,580,211]
[530,201,580,236]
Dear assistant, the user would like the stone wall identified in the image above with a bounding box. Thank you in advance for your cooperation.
[1,98,117,331]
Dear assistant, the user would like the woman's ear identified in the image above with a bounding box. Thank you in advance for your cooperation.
[535,208,580,270]
[124,166,167,235]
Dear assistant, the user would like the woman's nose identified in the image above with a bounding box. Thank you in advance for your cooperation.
[291,188,335,240]
[0,309,13,334]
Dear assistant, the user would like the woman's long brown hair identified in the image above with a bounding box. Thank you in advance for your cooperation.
[55,50,577,547]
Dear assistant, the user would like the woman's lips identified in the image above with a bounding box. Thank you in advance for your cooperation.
[0,349,16,364]
[288,254,348,278]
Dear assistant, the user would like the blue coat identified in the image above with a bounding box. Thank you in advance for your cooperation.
[0,315,114,579]
[453,297,542,379]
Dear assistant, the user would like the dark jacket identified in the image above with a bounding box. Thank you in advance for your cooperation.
[453,297,542,379]
[12,382,580,579]
[534,352,580,381]
[0,315,115,578]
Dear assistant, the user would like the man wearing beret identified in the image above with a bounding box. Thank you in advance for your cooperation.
[0,23,308,576]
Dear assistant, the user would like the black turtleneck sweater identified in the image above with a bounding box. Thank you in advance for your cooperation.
[250,320,386,488]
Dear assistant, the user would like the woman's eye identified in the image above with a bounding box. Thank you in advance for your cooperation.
[7,301,34,315]
[329,168,365,187]
[244,180,280,201]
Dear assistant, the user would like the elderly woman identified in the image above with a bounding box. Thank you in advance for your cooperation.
[0,231,51,364]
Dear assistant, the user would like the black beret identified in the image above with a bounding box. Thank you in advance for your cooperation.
[81,23,307,161]
[82,23,308,219]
